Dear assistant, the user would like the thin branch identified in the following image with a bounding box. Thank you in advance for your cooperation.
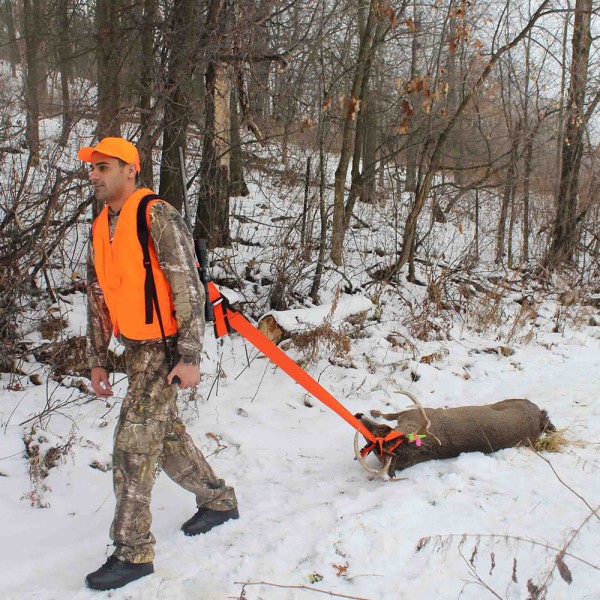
[234,581,374,600]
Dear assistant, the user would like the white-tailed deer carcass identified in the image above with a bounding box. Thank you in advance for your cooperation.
[355,394,555,478]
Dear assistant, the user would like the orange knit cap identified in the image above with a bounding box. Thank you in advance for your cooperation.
[78,137,141,173]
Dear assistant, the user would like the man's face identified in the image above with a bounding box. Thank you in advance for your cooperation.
[89,152,136,207]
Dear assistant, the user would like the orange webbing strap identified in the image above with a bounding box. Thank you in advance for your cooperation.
[208,282,232,338]
[207,282,380,445]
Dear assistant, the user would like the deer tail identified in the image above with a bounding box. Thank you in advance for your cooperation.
[541,410,556,433]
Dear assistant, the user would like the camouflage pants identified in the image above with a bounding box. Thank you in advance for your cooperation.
[110,343,236,564]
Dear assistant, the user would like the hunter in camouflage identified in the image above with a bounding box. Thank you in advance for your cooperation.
[81,137,238,591]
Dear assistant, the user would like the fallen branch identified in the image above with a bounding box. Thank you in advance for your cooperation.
[234,581,374,600]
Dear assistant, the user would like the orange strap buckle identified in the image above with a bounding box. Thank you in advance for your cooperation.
[360,430,405,458]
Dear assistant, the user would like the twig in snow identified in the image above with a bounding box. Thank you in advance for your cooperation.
[234,581,375,600]
[458,548,504,599]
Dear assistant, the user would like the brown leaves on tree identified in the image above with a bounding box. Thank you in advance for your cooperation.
[396,116,410,135]
[374,0,399,28]
[347,96,361,120]
[401,99,415,117]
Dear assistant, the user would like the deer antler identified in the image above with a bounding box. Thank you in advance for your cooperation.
[354,431,392,477]
[397,389,442,446]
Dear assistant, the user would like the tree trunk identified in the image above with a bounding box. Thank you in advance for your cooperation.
[496,140,518,264]
[310,114,328,304]
[445,13,467,186]
[473,188,480,261]
[196,62,231,247]
[361,91,378,203]
[4,0,20,76]
[57,0,72,147]
[405,0,421,193]
[521,28,534,264]
[331,0,378,265]
[23,0,41,165]
[158,0,197,209]
[195,0,231,249]
[522,131,533,263]
[96,0,122,138]
[138,0,158,188]
[229,81,250,197]
[547,0,592,268]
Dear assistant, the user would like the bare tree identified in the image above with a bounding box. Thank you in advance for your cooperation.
[56,0,73,146]
[96,0,122,138]
[158,0,198,209]
[23,0,42,165]
[195,0,232,247]
[546,0,593,268]
[330,0,387,265]
[377,0,552,280]
[3,0,21,77]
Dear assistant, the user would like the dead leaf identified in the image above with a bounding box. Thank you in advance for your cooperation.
[396,117,410,135]
[29,374,43,386]
[555,552,573,584]
[405,17,416,31]
[347,96,361,120]
[206,432,222,444]
[300,118,315,131]
[89,460,111,472]
[333,563,348,577]
[401,99,415,116]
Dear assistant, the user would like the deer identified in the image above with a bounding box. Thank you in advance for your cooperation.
[354,390,555,478]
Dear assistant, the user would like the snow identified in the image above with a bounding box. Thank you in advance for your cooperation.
[266,294,373,331]
[1,287,600,600]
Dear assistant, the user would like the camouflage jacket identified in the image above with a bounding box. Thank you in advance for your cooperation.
[86,196,205,370]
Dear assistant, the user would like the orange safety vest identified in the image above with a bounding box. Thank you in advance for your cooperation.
[92,188,178,340]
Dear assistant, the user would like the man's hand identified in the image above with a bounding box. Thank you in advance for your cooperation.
[91,366,114,397]
[167,362,200,389]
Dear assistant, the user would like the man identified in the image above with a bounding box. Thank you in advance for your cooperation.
[81,137,238,591]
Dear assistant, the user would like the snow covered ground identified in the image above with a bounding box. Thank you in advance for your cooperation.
[1,285,599,600]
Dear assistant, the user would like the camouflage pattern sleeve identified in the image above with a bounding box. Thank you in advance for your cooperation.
[149,201,205,366]
[86,240,113,369]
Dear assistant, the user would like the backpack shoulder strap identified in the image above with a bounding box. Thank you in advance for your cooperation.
[136,193,162,325]
[135,193,178,370]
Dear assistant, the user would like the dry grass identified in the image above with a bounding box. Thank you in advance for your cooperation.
[39,314,68,340]
[292,323,351,363]
[532,429,579,453]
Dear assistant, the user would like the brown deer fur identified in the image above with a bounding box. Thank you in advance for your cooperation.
[355,399,554,477]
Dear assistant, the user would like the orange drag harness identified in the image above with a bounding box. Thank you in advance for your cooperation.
[208,282,406,457]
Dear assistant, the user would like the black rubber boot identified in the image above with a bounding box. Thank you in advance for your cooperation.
[181,506,240,536]
[85,556,154,590]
